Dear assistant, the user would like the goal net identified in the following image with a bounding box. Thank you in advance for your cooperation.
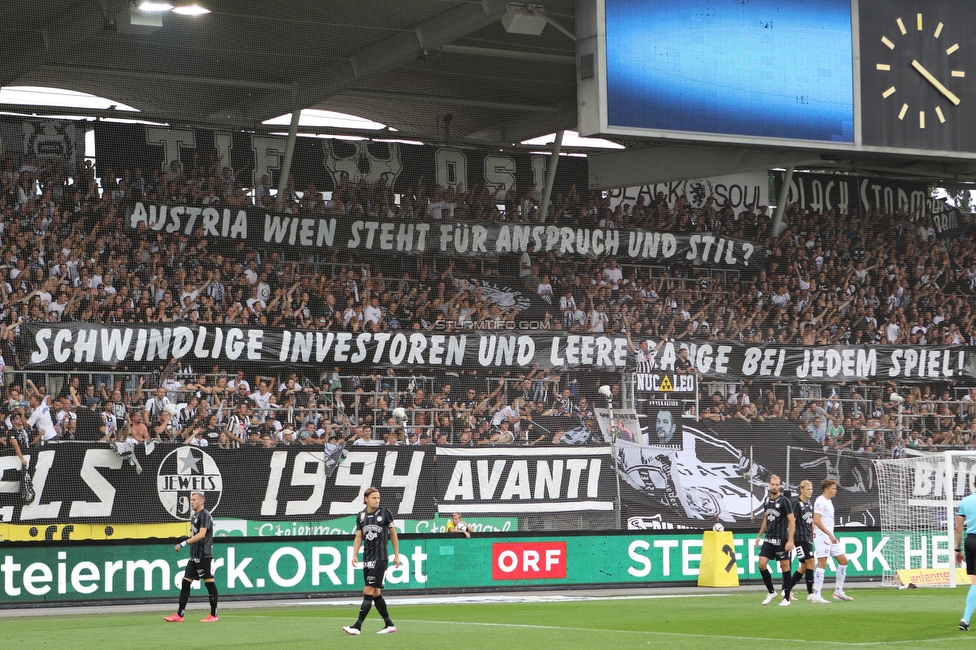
[875,451,976,587]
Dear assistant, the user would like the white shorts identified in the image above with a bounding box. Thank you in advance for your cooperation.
[814,532,844,559]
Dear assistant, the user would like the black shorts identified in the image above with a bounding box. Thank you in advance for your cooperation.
[363,560,388,589]
[794,541,814,562]
[760,540,790,562]
[965,535,976,576]
[184,557,213,581]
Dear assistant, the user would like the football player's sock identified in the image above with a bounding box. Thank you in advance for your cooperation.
[814,567,826,595]
[805,568,814,594]
[835,563,848,591]
[790,570,804,588]
[759,568,775,593]
[177,579,192,617]
[781,569,792,598]
[963,584,976,624]
[206,580,219,616]
[354,595,373,629]
[373,595,394,627]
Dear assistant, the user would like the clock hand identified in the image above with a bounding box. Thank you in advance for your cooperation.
[911,59,961,105]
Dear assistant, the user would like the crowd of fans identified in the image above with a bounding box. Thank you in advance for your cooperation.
[1,362,600,450]
[0,149,975,458]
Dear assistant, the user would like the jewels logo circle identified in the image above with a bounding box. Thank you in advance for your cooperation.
[156,446,223,520]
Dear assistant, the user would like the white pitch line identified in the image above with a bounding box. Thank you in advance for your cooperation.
[274,592,733,607]
[392,619,973,647]
[240,613,971,646]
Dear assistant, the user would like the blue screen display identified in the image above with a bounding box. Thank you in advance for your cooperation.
[605,0,855,142]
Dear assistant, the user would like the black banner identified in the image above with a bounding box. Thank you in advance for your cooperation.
[620,420,879,531]
[23,324,976,382]
[125,201,765,267]
[771,171,950,222]
[0,431,878,530]
[0,443,436,525]
[933,207,967,239]
[23,324,628,371]
[434,446,616,515]
[93,123,586,202]
[629,339,975,383]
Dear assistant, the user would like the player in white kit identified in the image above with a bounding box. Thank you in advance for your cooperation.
[812,478,853,603]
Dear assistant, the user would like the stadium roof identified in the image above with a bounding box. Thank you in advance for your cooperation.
[2,0,975,184]
[0,0,580,148]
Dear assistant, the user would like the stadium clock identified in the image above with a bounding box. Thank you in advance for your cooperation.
[859,1,976,152]
[875,12,964,130]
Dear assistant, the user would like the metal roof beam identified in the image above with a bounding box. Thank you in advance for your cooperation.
[223,0,510,121]
[41,64,291,92]
[440,44,574,64]
[463,102,577,142]
[0,103,617,154]
[341,89,561,113]
[0,0,124,86]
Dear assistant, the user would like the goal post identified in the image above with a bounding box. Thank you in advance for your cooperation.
[874,451,976,588]
[948,450,959,589]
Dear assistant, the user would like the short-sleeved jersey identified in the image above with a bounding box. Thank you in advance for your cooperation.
[762,493,792,542]
[356,506,395,563]
[190,507,214,560]
[4,426,30,452]
[491,405,518,427]
[957,493,976,535]
[27,400,57,439]
[814,495,835,534]
[792,497,814,544]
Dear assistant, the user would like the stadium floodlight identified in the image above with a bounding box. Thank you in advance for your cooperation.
[138,1,174,11]
[501,3,547,36]
[172,4,211,15]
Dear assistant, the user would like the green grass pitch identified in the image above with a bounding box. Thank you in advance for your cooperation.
[1,588,972,649]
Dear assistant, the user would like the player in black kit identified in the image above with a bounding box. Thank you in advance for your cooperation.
[343,486,401,635]
[165,492,219,623]
[755,474,796,607]
[790,480,817,600]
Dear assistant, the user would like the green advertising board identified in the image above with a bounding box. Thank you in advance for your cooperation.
[0,530,939,605]
[212,516,517,538]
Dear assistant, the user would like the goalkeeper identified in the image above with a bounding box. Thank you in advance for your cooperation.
[954,475,976,631]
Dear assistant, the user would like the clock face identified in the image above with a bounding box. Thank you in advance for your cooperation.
[860,0,976,152]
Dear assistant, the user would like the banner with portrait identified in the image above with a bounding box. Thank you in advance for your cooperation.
[594,407,644,445]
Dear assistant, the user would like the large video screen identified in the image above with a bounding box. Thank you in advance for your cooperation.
[603,0,855,143]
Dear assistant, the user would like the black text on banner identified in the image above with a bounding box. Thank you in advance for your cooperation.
[434,446,617,514]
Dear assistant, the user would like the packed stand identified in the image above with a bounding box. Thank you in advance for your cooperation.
[0,153,974,456]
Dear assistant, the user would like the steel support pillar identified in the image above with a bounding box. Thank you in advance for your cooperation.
[771,165,794,238]
[536,130,564,222]
[275,107,302,210]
